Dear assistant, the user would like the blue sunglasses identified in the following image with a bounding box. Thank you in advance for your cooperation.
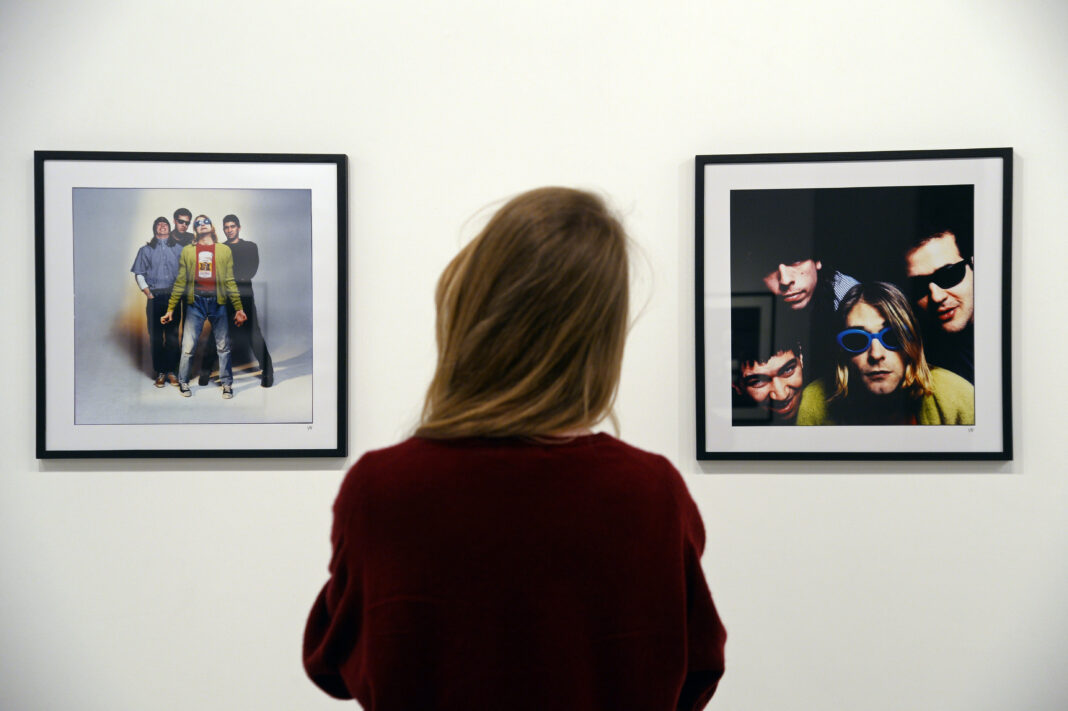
[193,217,212,228]
[837,326,901,354]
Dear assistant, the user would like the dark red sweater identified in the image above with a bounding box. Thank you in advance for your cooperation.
[303,434,726,710]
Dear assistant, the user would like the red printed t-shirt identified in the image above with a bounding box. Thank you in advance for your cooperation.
[303,434,727,711]
[195,243,216,292]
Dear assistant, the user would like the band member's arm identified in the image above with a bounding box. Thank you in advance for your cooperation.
[220,245,246,324]
[131,248,153,298]
[222,245,244,311]
[165,248,191,315]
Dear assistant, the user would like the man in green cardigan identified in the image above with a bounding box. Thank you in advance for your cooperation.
[161,215,246,399]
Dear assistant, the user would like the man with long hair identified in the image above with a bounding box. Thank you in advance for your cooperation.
[130,216,183,387]
[797,282,974,425]
[161,215,246,399]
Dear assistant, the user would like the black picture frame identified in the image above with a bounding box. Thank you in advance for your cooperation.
[35,151,348,458]
[696,148,1012,460]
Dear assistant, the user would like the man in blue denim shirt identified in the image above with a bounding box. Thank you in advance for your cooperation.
[131,216,184,388]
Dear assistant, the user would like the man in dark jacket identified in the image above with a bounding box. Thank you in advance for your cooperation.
[200,213,274,387]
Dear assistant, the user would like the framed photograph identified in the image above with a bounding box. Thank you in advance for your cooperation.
[696,148,1012,460]
[35,151,348,458]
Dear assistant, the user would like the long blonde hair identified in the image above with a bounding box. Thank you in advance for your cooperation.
[416,187,630,438]
[832,282,933,401]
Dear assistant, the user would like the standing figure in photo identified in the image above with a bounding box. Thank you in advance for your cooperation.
[199,214,274,387]
[171,207,194,247]
[130,216,184,388]
[161,215,246,399]
[904,229,974,383]
[797,282,974,425]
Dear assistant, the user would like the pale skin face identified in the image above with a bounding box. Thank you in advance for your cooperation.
[845,301,905,396]
[905,233,974,334]
[763,259,821,310]
[223,221,240,243]
[174,214,191,233]
[154,221,170,239]
[737,349,804,420]
[195,219,214,245]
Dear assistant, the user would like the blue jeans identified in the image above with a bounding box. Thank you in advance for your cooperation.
[179,295,232,385]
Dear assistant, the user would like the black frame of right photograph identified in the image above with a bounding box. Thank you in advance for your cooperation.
[696,148,1013,460]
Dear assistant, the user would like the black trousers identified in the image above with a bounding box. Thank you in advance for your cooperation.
[201,292,272,379]
[146,291,181,375]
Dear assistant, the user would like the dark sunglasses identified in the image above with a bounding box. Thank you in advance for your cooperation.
[175,218,190,225]
[193,217,212,228]
[907,259,970,301]
[837,327,901,354]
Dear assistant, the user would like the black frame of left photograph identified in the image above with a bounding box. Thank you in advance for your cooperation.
[35,151,348,459]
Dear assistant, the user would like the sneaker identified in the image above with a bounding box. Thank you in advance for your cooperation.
[222,385,233,400]
[154,373,166,388]
[179,382,192,397]
[167,374,179,386]
[198,372,211,386]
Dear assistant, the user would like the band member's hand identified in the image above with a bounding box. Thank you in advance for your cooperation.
[143,288,154,298]
[234,310,247,326]
[161,311,173,324]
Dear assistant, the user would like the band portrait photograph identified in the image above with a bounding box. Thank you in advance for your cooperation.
[35,153,346,458]
[80,190,309,422]
[697,149,1011,460]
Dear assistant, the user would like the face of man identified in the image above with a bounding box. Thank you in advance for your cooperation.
[154,221,170,239]
[223,221,240,242]
[738,349,804,419]
[193,217,214,245]
[762,259,821,310]
[844,301,906,396]
[174,214,191,233]
[905,233,974,334]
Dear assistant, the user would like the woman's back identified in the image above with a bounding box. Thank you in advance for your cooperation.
[304,434,725,710]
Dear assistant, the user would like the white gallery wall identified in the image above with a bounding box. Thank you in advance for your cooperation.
[1,1,1065,709]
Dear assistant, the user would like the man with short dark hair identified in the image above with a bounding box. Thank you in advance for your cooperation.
[171,208,194,247]
[199,213,274,387]
[904,229,974,383]
[734,346,805,424]
[731,307,807,425]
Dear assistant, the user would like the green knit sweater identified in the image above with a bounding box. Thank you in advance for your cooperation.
[797,367,975,425]
[167,242,244,313]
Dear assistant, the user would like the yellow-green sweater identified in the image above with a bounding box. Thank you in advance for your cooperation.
[797,367,975,425]
[167,242,244,313]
